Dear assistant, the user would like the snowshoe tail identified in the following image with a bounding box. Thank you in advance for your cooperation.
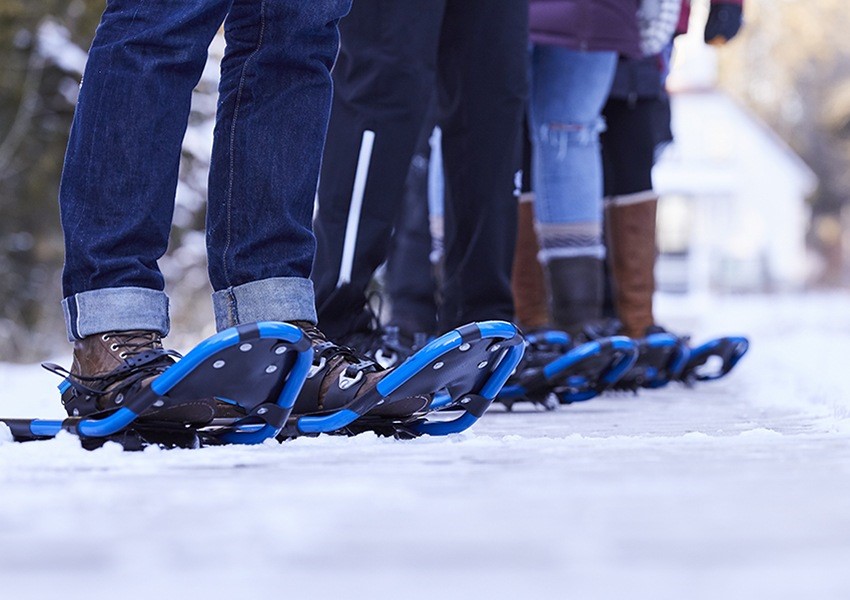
[677,336,749,383]
[284,321,524,438]
[1,322,313,447]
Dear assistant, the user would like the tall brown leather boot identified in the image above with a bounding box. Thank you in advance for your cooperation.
[604,191,658,338]
[511,195,550,329]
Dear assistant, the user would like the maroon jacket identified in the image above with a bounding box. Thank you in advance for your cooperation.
[529,0,642,58]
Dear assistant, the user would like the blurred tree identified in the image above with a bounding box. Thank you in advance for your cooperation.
[0,0,103,359]
[0,2,220,360]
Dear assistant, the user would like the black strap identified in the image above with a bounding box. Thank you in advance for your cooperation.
[245,403,289,429]
[456,394,490,418]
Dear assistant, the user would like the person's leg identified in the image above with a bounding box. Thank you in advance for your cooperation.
[528,45,617,333]
[208,0,352,331]
[601,97,658,338]
[203,0,433,417]
[60,0,231,341]
[436,0,528,331]
[57,0,231,421]
[312,0,446,339]
[385,110,440,339]
[511,117,551,330]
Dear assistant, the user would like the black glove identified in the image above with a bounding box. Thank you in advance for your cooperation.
[704,3,743,45]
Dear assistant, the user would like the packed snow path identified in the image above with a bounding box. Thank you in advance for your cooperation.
[1,294,849,599]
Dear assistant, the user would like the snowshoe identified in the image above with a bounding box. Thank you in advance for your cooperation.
[609,333,691,391]
[1,322,313,448]
[497,329,639,410]
[676,335,749,384]
[278,320,524,438]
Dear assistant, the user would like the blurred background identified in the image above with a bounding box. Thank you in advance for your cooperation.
[0,0,842,361]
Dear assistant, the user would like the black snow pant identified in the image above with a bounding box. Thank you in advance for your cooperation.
[385,104,440,338]
[312,0,528,338]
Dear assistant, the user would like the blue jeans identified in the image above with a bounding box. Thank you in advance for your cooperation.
[59,0,351,340]
[527,45,617,263]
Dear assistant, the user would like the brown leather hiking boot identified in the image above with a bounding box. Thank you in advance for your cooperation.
[290,321,430,418]
[59,330,216,425]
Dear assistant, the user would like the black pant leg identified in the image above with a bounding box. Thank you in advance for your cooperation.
[601,98,656,197]
[313,0,446,338]
[385,102,440,337]
[436,0,529,331]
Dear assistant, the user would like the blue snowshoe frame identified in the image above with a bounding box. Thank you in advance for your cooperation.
[498,331,639,407]
[287,321,525,437]
[1,322,313,445]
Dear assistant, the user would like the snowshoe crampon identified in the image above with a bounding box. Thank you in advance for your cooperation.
[497,330,639,409]
[281,321,524,438]
[677,336,749,384]
[1,322,313,448]
[609,333,690,391]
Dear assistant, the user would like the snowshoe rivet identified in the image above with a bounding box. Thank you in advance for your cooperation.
[477,361,488,369]
[153,400,165,408]
[376,399,385,405]
[459,343,471,352]
[460,397,471,404]
[433,362,444,370]
[213,360,226,369]
[72,408,79,416]
[489,344,501,352]
[257,407,269,415]
[274,346,286,355]
[115,393,124,405]
[240,343,253,352]
[265,365,278,374]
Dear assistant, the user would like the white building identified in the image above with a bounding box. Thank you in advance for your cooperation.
[653,23,817,295]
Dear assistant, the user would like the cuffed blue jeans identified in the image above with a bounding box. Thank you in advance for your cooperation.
[59,0,351,341]
[527,45,617,264]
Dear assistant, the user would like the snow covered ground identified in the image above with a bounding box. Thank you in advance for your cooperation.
[1,292,850,600]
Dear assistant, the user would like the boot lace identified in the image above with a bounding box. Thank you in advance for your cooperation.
[42,331,180,399]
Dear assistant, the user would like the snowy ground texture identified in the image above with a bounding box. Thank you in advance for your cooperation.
[1,293,850,600]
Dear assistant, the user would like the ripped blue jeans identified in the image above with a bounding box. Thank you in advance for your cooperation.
[528,45,617,263]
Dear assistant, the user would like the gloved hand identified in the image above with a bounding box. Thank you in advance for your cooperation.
[704,2,743,45]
